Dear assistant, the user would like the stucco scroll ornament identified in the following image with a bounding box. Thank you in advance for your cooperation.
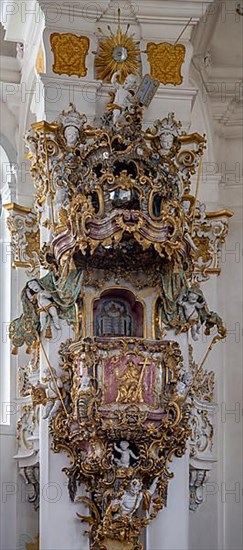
[146,42,185,85]
[20,465,40,511]
[188,345,215,403]
[189,468,209,512]
[13,402,40,510]
[236,3,243,16]
[187,346,216,511]
[191,202,233,282]
[6,206,40,275]
[7,211,40,273]
[50,33,90,77]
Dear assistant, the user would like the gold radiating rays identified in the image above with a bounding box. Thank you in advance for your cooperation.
[95,8,140,83]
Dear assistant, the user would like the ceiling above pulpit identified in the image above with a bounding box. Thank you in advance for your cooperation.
[192,0,243,138]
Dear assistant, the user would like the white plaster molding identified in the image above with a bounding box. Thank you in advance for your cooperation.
[38,0,110,24]
[1,174,17,203]
[36,0,214,27]
[0,55,21,84]
[219,182,243,218]
[1,0,44,43]
[191,0,221,56]
[38,74,102,120]
[195,173,222,207]
[189,463,215,512]
[0,81,21,122]
[206,66,243,82]
[129,0,215,23]
[0,132,17,164]
[191,5,243,139]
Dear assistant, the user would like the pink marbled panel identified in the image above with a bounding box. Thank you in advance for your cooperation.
[102,353,157,407]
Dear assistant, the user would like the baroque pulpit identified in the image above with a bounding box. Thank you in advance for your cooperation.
[9,83,230,549]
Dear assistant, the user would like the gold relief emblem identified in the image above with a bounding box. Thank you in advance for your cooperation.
[146,42,185,85]
[50,33,90,78]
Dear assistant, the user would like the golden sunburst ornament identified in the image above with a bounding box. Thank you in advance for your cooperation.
[95,8,140,83]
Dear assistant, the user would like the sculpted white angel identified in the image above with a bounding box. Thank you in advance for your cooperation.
[42,367,64,420]
[26,279,61,333]
[178,287,206,341]
[113,440,139,468]
[111,71,140,124]
[111,477,158,518]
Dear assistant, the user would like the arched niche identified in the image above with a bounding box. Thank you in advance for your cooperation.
[93,288,144,338]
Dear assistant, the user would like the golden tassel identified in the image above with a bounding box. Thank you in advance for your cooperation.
[45,326,52,339]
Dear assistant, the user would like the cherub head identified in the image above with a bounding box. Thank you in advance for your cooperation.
[130,478,142,495]
[187,286,205,305]
[123,74,139,91]
[42,366,57,381]
[187,291,199,304]
[159,131,174,151]
[26,279,42,294]
[80,375,90,390]
[58,103,86,147]
[183,372,193,385]
[64,125,80,148]
[120,440,129,450]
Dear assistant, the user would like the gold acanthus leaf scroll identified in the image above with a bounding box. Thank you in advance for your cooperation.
[146,42,185,85]
[50,33,90,77]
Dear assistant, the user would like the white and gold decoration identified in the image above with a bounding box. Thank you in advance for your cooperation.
[7,68,232,550]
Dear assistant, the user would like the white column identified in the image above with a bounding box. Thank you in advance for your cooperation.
[147,332,190,550]
[147,452,189,550]
[39,326,89,550]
